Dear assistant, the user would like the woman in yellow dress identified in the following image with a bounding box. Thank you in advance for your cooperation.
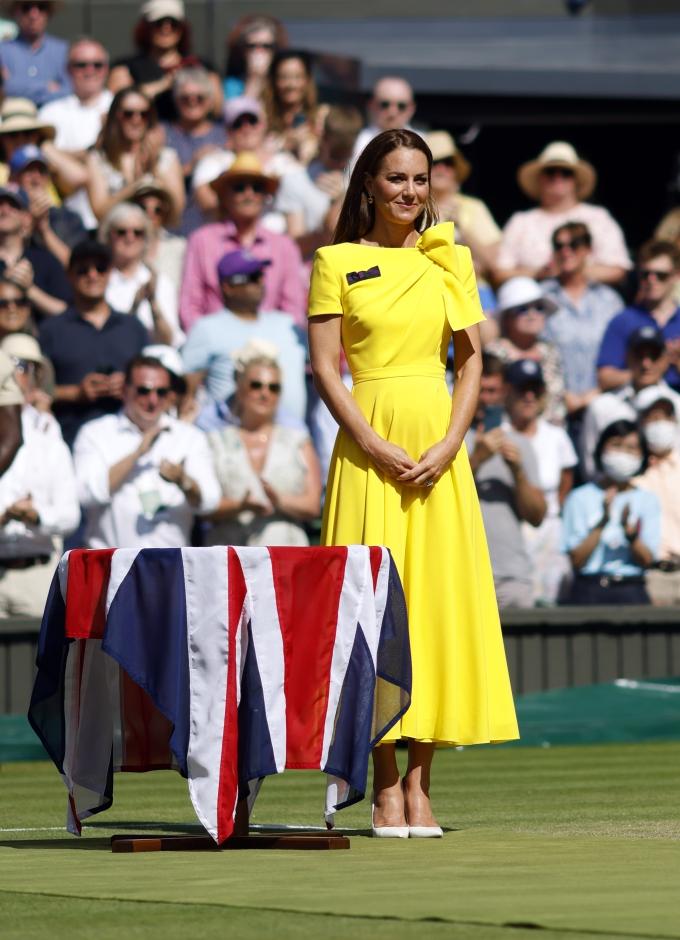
[308,129,519,838]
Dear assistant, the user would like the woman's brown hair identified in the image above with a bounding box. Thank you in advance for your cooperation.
[332,129,437,245]
[263,50,317,134]
[98,87,159,170]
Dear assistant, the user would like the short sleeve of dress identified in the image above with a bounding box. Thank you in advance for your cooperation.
[308,248,343,318]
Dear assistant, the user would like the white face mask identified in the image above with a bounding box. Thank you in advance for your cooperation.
[643,419,677,455]
[600,450,642,483]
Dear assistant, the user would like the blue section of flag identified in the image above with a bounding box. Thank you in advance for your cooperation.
[103,549,191,775]
[238,622,278,787]
[323,625,376,809]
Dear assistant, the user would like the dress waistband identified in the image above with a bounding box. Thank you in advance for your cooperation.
[352,364,446,384]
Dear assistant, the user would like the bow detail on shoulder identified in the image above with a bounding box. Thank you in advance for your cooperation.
[416,222,485,333]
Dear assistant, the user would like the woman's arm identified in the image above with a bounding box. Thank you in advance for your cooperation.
[569,521,606,571]
[558,467,574,507]
[308,314,417,480]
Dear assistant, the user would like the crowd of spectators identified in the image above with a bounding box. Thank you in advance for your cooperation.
[1,1,680,615]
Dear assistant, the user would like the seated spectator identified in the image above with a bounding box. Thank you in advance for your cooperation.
[597,240,680,393]
[9,144,85,264]
[0,182,71,318]
[263,50,320,166]
[192,95,300,227]
[142,341,195,422]
[0,333,79,617]
[73,353,220,549]
[180,152,305,330]
[634,387,680,605]
[0,273,31,338]
[495,142,630,287]
[1,326,51,411]
[0,346,23,473]
[223,14,287,102]
[162,67,227,235]
[130,177,186,297]
[351,76,415,166]
[562,419,660,605]
[181,249,306,427]
[542,221,623,432]
[38,239,148,448]
[206,341,320,547]
[426,130,501,286]
[466,352,546,608]
[108,0,222,123]
[86,86,185,225]
[99,201,183,347]
[504,359,577,605]
[0,0,69,106]
[582,326,680,479]
[484,276,565,424]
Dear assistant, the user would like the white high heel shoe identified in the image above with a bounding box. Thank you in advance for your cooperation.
[408,824,443,838]
[371,801,409,839]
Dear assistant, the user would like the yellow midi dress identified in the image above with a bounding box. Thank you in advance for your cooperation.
[308,222,519,745]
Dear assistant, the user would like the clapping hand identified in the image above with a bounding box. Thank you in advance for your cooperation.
[3,497,39,526]
[621,504,640,543]
[5,258,34,292]
[242,487,274,516]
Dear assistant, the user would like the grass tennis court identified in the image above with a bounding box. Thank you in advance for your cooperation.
[1,742,679,939]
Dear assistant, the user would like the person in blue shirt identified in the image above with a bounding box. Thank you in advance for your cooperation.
[597,240,680,393]
[562,419,661,604]
[0,1,70,106]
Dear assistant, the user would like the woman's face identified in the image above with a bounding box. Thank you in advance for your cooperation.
[602,432,642,462]
[138,194,167,229]
[243,27,276,77]
[504,303,546,344]
[367,147,430,230]
[237,363,281,424]
[0,281,31,336]
[229,112,265,152]
[149,15,183,50]
[117,92,151,143]
[274,57,308,109]
[176,81,211,122]
[109,212,147,265]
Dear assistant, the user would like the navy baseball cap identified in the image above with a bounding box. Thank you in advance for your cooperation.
[0,184,29,210]
[9,145,48,175]
[217,250,270,282]
[627,325,665,354]
[504,358,546,390]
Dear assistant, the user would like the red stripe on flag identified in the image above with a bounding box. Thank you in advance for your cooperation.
[216,547,245,843]
[269,546,347,768]
[118,669,174,772]
[369,546,382,590]
[65,549,116,639]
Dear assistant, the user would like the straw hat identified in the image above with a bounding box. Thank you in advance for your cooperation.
[517,141,596,201]
[210,151,279,196]
[0,98,55,140]
[425,131,471,184]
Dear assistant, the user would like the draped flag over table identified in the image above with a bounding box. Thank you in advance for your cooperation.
[28,546,411,844]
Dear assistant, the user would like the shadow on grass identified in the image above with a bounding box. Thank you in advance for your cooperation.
[0,838,113,851]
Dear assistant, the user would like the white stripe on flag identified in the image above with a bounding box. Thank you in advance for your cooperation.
[57,550,71,601]
[364,547,390,664]
[182,546,232,841]
[105,549,140,613]
[234,547,287,774]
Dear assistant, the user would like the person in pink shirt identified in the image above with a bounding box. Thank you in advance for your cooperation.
[494,141,630,288]
[179,151,305,330]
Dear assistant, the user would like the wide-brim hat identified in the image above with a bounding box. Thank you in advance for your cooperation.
[1,333,46,366]
[129,177,174,217]
[140,0,185,22]
[210,151,279,196]
[425,130,471,184]
[495,276,559,318]
[0,98,55,140]
[517,141,596,201]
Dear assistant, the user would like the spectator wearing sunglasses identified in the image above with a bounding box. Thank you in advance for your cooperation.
[494,142,630,287]
[73,352,220,550]
[130,176,186,298]
[180,151,305,330]
[0,0,70,107]
[181,248,306,429]
[485,276,566,425]
[38,239,148,448]
[597,241,680,394]
[223,14,287,102]
[206,340,320,548]
[351,76,415,168]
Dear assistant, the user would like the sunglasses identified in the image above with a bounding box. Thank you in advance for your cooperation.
[248,380,281,394]
[120,108,150,121]
[134,385,170,398]
[17,1,51,11]
[70,60,106,70]
[229,180,266,194]
[225,272,263,286]
[152,16,181,28]
[72,259,109,275]
[378,100,410,111]
[542,166,574,179]
[509,303,545,316]
[143,201,165,217]
[244,41,275,51]
[639,269,672,282]
[113,227,145,239]
[178,93,207,105]
[553,236,590,252]
[12,358,38,374]
[0,297,30,309]
[231,113,259,130]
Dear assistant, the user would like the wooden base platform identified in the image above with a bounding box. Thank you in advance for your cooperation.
[110,832,351,852]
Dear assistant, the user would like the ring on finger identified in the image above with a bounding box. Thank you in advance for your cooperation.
[424,480,434,487]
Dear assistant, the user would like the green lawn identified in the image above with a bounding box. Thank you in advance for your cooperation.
[1,742,679,940]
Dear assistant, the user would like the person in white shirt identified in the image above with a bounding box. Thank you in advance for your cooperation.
[74,354,220,549]
[351,76,415,166]
[0,333,79,617]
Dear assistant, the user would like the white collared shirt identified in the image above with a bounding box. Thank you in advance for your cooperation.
[0,406,80,558]
[73,411,221,549]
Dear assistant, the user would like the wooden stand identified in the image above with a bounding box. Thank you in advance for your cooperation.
[110,831,350,852]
